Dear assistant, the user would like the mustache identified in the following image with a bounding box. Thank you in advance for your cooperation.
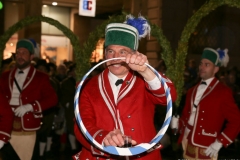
[107,61,126,67]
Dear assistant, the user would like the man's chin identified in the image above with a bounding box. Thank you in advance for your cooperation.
[108,67,121,74]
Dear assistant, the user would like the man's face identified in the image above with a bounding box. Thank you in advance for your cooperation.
[198,58,219,80]
[105,45,132,78]
[15,48,33,70]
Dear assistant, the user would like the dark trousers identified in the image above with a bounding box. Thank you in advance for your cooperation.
[0,142,20,160]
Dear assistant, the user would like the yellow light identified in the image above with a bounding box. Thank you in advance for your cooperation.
[52,2,58,6]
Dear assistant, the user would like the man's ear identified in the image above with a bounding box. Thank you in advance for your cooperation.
[30,54,34,60]
[214,66,219,74]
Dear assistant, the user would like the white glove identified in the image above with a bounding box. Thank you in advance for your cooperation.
[14,104,33,117]
[170,115,179,129]
[0,140,5,149]
[205,139,222,158]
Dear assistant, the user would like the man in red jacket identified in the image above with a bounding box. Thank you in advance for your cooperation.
[171,48,240,159]
[0,39,58,160]
[74,15,177,160]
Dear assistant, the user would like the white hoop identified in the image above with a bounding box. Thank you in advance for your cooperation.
[74,57,172,156]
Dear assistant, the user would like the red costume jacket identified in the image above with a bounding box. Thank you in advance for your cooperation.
[0,93,14,142]
[178,78,240,148]
[0,65,58,132]
[74,69,177,160]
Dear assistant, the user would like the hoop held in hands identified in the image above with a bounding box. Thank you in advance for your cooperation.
[74,57,172,156]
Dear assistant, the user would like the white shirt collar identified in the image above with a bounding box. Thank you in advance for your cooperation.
[16,66,31,78]
[108,71,127,103]
[202,77,214,86]
[18,66,30,73]
[108,71,127,84]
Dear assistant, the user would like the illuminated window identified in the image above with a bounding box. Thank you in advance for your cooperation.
[91,38,104,62]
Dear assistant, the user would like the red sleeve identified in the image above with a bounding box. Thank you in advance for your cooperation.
[0,93,14,143]
[217,88,240,147]
[145,73,177,105]
[31,73,58,112]
[177,89,192,144]
[74,119,110,156]
[74,85,109,155]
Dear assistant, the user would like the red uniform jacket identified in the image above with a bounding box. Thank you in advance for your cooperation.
[178,78,240,148]
[0,65,58,131]
[0,93,14,142]
[74,69,177,160]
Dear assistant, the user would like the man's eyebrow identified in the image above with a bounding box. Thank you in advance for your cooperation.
[200,62,209,65]
[119,49,128,51]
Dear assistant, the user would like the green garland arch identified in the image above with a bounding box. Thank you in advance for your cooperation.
[174,0,240,107]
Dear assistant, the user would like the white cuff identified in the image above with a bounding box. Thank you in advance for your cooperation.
[145,76,161,90]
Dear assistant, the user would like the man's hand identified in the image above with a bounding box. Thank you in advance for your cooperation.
[125,51,156,81]
[204,139,222,158]
[14,104,33,117]
[125,51,148,72]
[103,129,137,147]
[0,140,5,149]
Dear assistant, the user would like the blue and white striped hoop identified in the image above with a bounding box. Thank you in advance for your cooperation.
[74,57,172,156]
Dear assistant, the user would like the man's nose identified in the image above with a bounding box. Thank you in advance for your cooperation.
[16,52,24,57]
[199,65,205,71]
[113,52,120,58]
